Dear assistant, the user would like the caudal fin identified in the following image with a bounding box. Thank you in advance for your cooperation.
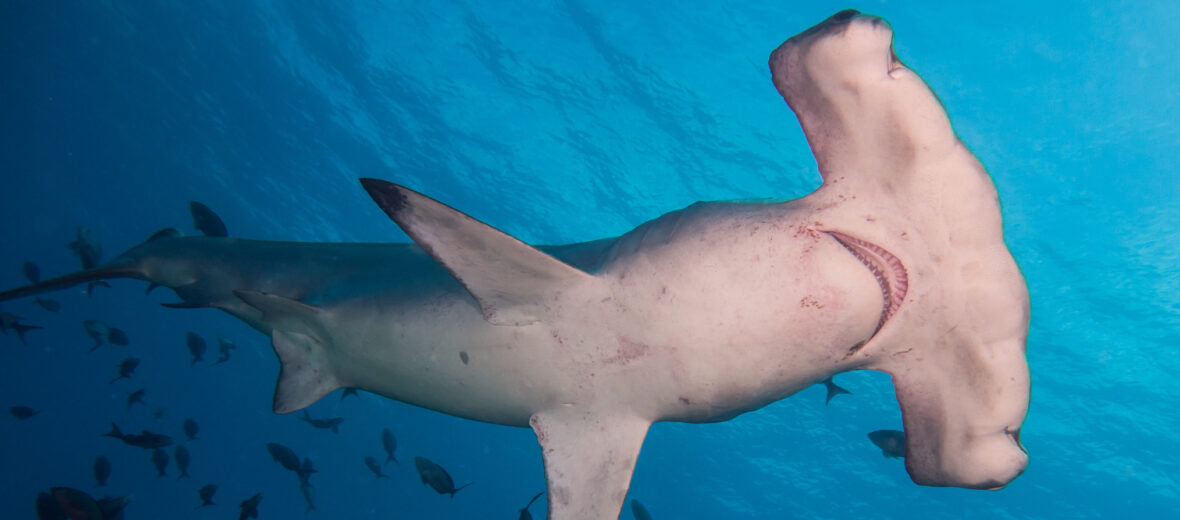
[102,423,124,439]
[451,482,472,497]
[0,263,141,303]
[0,227,189,304]
[822,376,852,405]
[11,323,42,344]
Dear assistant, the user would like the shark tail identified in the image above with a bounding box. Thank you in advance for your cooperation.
[0,227,190,305]
[0,261,143,303]
[11,322,42,344]
[102,423,124,439]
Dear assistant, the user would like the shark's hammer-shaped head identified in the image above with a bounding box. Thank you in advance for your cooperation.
[770,9,958,181]
[772,10,1030,490]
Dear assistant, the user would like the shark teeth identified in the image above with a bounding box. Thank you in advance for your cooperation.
[826,231,908,335]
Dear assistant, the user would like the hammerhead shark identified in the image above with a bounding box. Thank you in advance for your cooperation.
[0,10,1029,519]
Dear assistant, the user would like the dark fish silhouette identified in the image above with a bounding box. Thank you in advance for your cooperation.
[83,319,110,350]
[631,498,653,520]
[196,484,218,508]
[0,311,40,344]
[0,310,19,332]
[35,487,105,520]
[10,405,39,419]
[68,228,102,269]
[413,456,471,497]
[97,494,132,520]
[103,423,173,449]
[83,320,127,350]
[67,229,111,297]
[517,491,544,520]
[63,228,110,296]
[93,455,111,486]
[17,263,38,296]
[381,428,399,465]
[364,456,388,479]
[183,418,200,441]
[821,376,851,405]
[299,480,316,513]
[266,442,302,473]
[23,261,40,283]
[190,201,228,237]
[34,297,60,312]
[9,322,40,343]
[340,387,359,399]
[109,358,140,383]
[214,335,235,364]
[106,327,129,346]
[185,331,206,364]
[0,310,18,332]
[299,410,343,433]
[238,492,262,520]
[868,429,906,458]
[298,457,318,486]
[151,407,167,420]
[175,445,191,479]
[126,389,146,410]
[151,447,169,477]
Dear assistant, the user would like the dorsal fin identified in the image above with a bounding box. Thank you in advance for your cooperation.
[360,179,594,326]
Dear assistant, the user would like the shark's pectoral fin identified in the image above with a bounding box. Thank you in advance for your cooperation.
[360,178,595,326]
[530,408,650,520]
[234,291,341,414]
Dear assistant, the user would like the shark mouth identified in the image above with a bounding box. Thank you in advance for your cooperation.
[827,231,908,341]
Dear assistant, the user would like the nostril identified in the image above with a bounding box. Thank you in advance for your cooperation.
[1006,427,1026,454]
[888,47,902,73]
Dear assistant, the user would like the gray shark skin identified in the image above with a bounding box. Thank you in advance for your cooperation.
[0,10,1029,519]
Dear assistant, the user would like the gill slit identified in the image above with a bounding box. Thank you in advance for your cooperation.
[825,231,909,355]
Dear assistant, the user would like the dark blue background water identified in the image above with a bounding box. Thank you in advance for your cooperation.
[2,1,1177,518]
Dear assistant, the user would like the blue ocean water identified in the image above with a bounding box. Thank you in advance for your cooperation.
[1,0,1177,518]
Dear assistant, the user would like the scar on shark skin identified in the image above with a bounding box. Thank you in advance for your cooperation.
[799,296,825,309]
[0,9,1030,520]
